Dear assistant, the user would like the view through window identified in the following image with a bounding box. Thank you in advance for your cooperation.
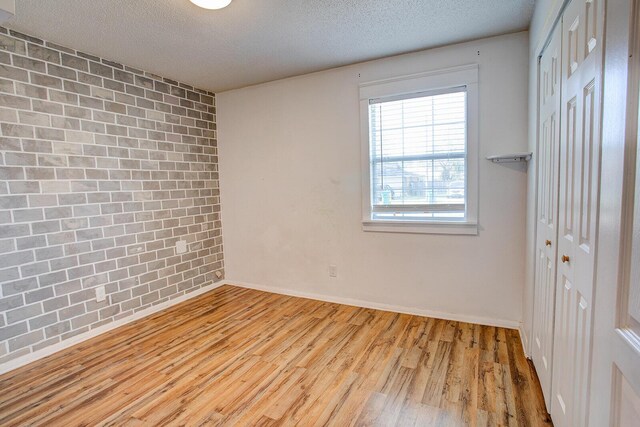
[368,87,467,220]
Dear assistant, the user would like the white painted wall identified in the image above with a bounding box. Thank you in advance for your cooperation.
[0,0,15,23]
[522,0,565,353]
[217,32,529,327]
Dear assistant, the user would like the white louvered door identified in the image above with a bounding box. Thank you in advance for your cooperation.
[531,22,562,409]
[550,0,604,425]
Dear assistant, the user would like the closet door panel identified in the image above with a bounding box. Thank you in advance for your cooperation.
[550,0,604,426]
[532,22,562,408]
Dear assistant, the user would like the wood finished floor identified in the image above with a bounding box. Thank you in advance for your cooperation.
[0,285,552,426]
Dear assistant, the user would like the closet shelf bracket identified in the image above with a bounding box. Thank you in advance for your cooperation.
[486,152,532,163]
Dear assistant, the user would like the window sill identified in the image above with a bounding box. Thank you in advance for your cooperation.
[362,220,478,235]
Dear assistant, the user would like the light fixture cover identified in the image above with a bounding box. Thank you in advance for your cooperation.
[190,0,232,9]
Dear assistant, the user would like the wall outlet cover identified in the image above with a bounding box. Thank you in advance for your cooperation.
[329,265,338,278]
[96,286,106,302]
[176,240,187,254]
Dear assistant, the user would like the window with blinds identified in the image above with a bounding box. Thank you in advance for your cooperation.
[368,87,467,220]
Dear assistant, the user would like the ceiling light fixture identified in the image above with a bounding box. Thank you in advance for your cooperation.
[189,0,232,10]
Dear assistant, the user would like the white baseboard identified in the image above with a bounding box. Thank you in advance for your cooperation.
[0,280,227,375]
[1,279,520,376]
[227,279,520,330]
[519,322,531,359]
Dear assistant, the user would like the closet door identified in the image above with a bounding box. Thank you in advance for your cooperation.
[531,22,562,409]
[551,0,604,425]
[588,0,640,424]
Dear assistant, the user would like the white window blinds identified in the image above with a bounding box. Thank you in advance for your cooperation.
[368,87,467,220]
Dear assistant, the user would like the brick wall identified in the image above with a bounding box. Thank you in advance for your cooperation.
[0,28,224,364]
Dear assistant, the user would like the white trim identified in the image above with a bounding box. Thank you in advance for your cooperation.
[362,220,478,235]
[359,64,479,100]
[519,322,530,358]
[359,64,480,234]
[0,280,227,375]
[228,279,520,329]
[0,278,520,376]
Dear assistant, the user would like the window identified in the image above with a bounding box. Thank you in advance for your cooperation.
[369,88,467,219]
[360,65,479,234]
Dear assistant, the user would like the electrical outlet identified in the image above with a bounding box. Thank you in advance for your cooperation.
[328,265,337,278]
[95,285,106,302]
[176,240,187,254]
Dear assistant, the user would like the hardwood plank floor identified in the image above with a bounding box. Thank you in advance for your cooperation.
[0,285,552,426]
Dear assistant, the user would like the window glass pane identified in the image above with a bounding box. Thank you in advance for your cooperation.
[369,90,467,218]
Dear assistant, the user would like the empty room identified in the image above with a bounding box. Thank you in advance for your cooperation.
[0,0,639,425]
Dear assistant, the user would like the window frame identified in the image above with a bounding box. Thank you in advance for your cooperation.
[359,64,479,235]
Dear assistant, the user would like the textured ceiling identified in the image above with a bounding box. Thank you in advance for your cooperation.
[4,0,534,92]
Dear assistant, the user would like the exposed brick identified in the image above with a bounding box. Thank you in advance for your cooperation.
[89,62,113,79]
[27,44,60,63]
[9,330,44,351]
[0,239,15,254]
[44,321,71,339]
[61,53,88,71]
[0,294,24,311]
[58,303,84,321]
[0,65,28,82]
[0,224,30,238]
[39,270,68,287]
[32,99,63,114]
[0,322,28,341]
[2,278,38,295]
[6,303,42,324]
[71,312,99,329]
[25,287,54,304]
[0,33,26,54]
[0,93,29,108]
[47,64,76,80]
[13,55,46,73]
[16,235,47,250]
[43,295,69,313]
[9,181,40,194]
[0,28,223,364]
[30,72,62,89]
[0,167,24,180]
[29,312,58,330]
